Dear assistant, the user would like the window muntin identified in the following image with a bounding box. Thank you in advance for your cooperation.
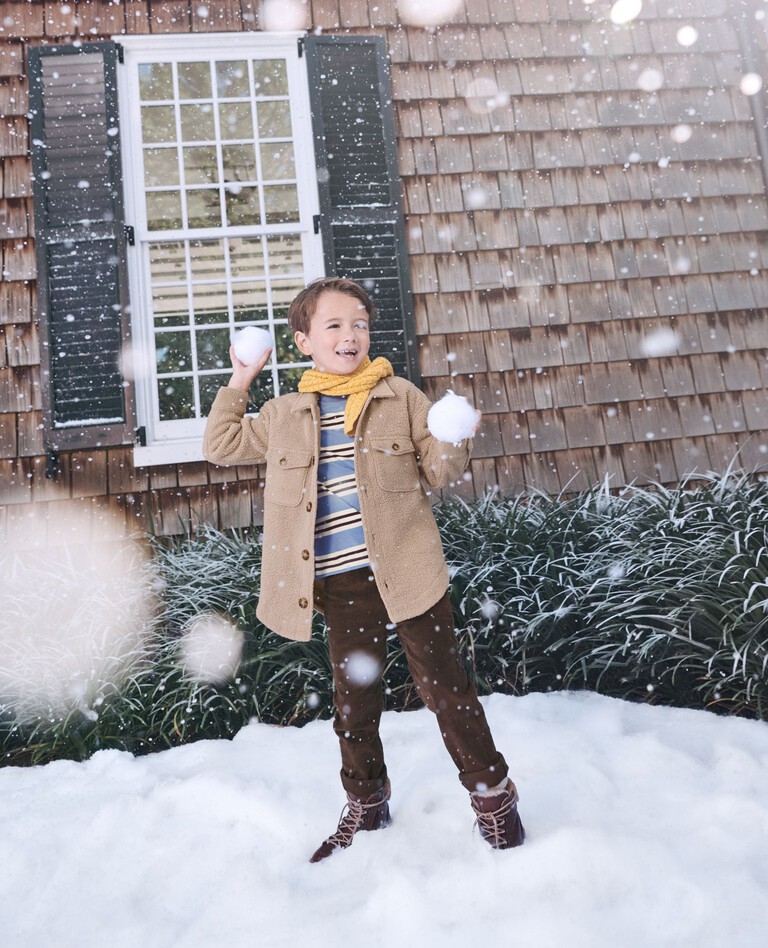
[118,35,322,463]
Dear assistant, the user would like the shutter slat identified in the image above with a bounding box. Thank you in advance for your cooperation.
[29,42,133,450]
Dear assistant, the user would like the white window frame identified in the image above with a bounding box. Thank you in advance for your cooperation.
[116,33,324,467]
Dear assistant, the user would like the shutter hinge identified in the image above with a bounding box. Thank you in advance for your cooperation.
[297,36,305,58]
[124,225,135,246]
[135,426,147,447]
[45,449,59,480]
[115,42,124,64]
[313,214,321,235]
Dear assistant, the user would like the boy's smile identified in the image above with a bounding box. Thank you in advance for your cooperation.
[294,290,371,375]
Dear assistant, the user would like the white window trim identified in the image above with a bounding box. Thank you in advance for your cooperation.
[116,32,324,467]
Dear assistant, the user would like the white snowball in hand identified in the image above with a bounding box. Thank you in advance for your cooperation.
[427,390,478,444]
[232,326,274,365]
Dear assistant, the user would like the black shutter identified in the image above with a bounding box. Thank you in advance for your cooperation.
[28,42,133,451]
[304,35,420,384]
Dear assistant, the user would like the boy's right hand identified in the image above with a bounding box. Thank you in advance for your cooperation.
[227,345,273,392]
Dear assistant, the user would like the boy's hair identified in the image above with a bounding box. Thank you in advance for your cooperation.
[287,277,378,336]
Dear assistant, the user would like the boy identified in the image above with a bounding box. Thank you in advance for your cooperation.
[203,277,525,861]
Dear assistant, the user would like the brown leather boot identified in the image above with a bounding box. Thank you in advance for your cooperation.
[309,780,392,863]
[470,779,525,849]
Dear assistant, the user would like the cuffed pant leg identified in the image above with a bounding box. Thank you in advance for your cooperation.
[397,592,508,793]
[324,568,390,797]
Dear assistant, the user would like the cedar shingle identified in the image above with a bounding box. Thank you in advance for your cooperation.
[16,409,42,457]
[473,210,519,251]
[445,331,487,373]
[5,322,39,366]
[1,239,34,280]
[434,136,474,174]
[504,369,537,412]
[711,273,757,311]
[511,327,564,371]
[583,362,643,404]
[0,412,16,458]
[417,334,448,377]
[741,391,768,431]
[435,252,471,292]
[149,1,192,33]
[484,330,515,372]
[428,174,465,213]
[472,372,509,413]
[522,451,561,496]
[689,353,727,393]
[721,351,763,392]
[470,135,510,173]
[0,43,23,79]
[0,198,29,239]
[562,405,606,449]
[499,411,530,455]
[529,398,577,453]
[556,448,602,493]
[565,283,611,323]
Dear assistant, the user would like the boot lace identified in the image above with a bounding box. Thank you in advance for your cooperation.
[325,785,390,850]
[472,789,518,847]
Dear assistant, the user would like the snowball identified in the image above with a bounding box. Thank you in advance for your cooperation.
[0,507,156,725]
[427,390,478,444]
[640,328,679,357]
[610,0,642,25]
[399,0,464,27]
[232,326,274,366]
[342,651,381,687]
[179,613,244,685]
[740,73,763,96]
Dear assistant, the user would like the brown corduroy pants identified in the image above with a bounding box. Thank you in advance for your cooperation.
[323,567,509,797]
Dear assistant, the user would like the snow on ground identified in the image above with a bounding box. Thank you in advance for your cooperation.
[1,691,766,948]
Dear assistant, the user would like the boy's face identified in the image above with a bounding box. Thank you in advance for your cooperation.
[294,290,371,375]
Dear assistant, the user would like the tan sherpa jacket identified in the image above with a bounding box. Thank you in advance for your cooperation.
[202,376,472,641]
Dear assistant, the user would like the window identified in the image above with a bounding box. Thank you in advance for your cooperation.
[119,34,323,464]
[29,33,418,467]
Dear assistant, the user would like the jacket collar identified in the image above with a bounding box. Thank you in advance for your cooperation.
[290,377,396,413]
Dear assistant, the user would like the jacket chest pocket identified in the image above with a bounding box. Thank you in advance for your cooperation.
[370,436,420,492]
[264,449,314,507]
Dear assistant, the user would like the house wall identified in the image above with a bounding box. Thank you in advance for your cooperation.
[2,0,768,540]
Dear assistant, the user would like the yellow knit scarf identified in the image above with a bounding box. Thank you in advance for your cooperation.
[298,356,394,435]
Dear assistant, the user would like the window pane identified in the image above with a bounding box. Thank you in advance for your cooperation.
[187,188,222,228]
[232,281,268,322]
[199,373,230,415]
[278,366,304,396]
[141,105,177,143]
[246,374,275,413]
[150,242,187,282]
[271,279,303,319]
[156,331,192,372]
[266,234,303,276]
[253,60,288,96]
[152,286,189,328]
[147,191,182,231]
[158,376,195,420]
[219,102,253,140]
[144,147,179,187]
[196,328,231,370]
[180,104,215,142]
[260,142,295,180]
[230,237,265,277]
[189,240,225,279]
[225,185,260,226]
[139,63,173,101]
[257,101,291,139]
[216,60,249,98]
[222,144,257,182]
[178,61,212,100]
[183,146,218,185]
[192,284,229,325]
[274,323,301,363]
[264,184,299,224]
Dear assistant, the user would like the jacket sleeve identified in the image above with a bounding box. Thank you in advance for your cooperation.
[406,383,472,489]
[202,387,271,466]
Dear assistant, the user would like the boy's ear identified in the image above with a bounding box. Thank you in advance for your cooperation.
[294,330,312,357]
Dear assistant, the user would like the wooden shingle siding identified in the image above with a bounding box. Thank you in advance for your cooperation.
[1,0,768,536]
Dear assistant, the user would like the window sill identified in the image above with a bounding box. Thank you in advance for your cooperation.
[133,440,205,468]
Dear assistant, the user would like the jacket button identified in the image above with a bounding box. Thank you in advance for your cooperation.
[279,457,287,466]
[298,597,308,609]
[301,550,310,560]
[392,442,399,451]
[306,501,312,512]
